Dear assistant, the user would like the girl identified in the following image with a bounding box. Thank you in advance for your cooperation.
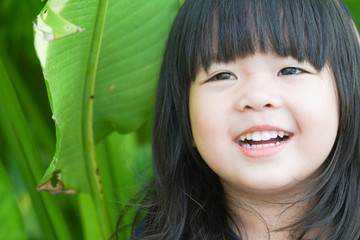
[126,0,360,239]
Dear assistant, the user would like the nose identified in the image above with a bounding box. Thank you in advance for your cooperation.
[235,81,283,112]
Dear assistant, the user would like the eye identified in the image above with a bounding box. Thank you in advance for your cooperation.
[208,72,237,81]
[278,67,304,76]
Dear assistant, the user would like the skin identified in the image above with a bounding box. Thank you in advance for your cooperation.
[189,52,339,239]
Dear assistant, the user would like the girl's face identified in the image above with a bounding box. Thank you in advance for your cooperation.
[189,52,339,196]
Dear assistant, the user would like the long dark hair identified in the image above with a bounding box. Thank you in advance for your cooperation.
[125,0,360,239]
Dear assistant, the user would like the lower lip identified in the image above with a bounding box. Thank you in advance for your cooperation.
[236,137,292,158]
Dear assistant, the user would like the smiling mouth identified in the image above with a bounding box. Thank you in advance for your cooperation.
[237,131,291,149]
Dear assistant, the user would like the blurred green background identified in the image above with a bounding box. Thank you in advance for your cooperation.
[0,0,359,239]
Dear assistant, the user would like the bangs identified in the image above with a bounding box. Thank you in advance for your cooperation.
[181,0,337,78]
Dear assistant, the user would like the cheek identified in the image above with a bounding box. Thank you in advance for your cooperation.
[292,81,339,162]
[190,106,215,149]
[190,91,222,135]
[189,90,229,160]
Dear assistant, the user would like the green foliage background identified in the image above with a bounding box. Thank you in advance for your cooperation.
[0,0,359,239]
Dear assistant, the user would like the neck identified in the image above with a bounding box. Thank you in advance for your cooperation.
[223,183,316,240]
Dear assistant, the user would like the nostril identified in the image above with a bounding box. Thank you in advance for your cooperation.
[244,103,272,110]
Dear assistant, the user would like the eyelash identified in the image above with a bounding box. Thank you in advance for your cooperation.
[206,67,306,82]
[207,72,237,82]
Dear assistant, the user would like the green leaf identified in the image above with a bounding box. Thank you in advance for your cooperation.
[0,161,27,240]
[34,0,99,194]
[34,0,178,193]
[34,0,180,237]
[344,0,360,27]
[95,125,153,228]
[0,52,71,240]
[93,0,179,140]
[78,193,103,240]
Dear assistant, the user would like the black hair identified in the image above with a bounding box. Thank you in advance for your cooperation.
[124,0,360,239]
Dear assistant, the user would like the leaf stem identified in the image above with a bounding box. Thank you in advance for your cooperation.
[82,0,112,238]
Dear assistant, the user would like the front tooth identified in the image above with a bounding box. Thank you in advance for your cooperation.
[246,133,252,140]
[278,131,284,138]
[261,131,271,141]
[252,132,262,141]
[240,135,246,141]
[271,131,277,138]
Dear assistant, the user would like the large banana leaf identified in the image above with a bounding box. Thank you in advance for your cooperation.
[34,1,180,237]
[34,0,179,194]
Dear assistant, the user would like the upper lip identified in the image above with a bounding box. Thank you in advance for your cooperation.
[238,125,292,137]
